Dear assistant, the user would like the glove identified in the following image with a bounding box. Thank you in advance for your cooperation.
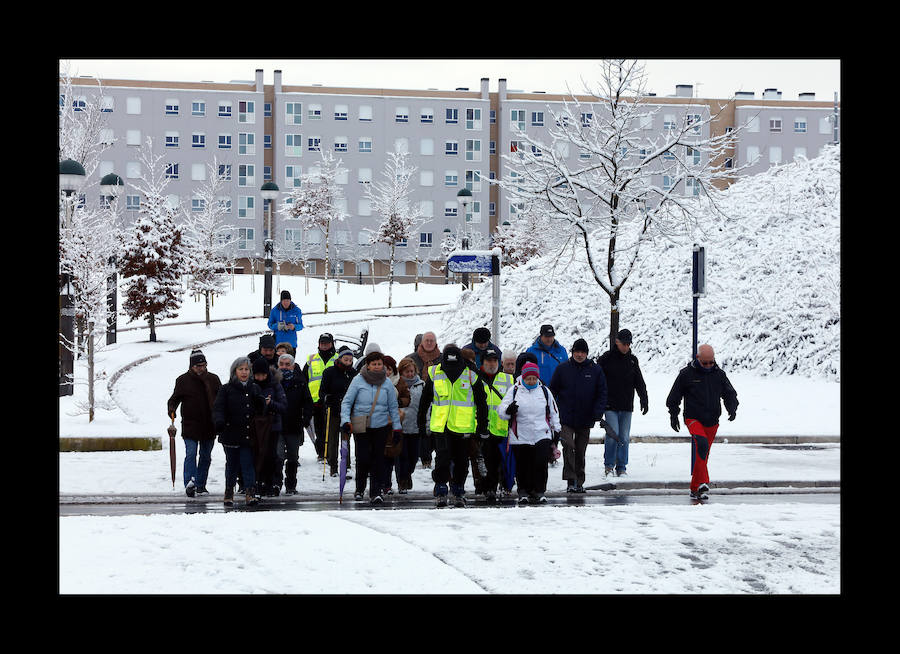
[168,411,176,421]
[341,422,352,434]
[506,401,519,416]
[728,412,736,421]
[597,417,608,428]
[641,402,648,415]
[670,414,680,432]
[392,429,403,442]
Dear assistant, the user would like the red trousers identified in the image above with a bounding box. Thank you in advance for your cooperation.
[685,419,718,492]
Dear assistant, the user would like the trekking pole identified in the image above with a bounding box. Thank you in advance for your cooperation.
[323,405,331,481]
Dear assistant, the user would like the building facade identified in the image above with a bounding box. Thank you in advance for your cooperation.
[62,70,839,283]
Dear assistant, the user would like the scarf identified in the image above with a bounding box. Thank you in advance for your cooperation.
[360,367,387,386]
[417,342,441,364]
[522,380,539,390]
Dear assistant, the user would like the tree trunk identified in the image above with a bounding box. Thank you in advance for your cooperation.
[324,224,330,314]
[149,313,157,342]
[87,320,95,422]
[608,290,620,353]
[388,244,395,308]
[205,292,211,327]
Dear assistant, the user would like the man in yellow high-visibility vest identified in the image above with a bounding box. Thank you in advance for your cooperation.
[302,333,338,462]
[417,344,488,507]
[478,349,514,502]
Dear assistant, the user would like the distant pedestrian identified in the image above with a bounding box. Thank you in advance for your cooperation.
[274,353,314,495]
[167,348,222,497]
[526,324,568,385]
[267,290,304,350]
[406,331,442,378]
[213,357,266,506]
[248,334,278,369]
[463,327,503,370]
[320,346,358,477]
[304,333,338,462]
[497,361,561,504]
[596,329,649,478]
[549,338,607,493]
[341,351,402,505]
[666,344,739,500]
[501,351,518,376]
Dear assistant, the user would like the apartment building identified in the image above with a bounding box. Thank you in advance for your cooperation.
[62,70,839,282]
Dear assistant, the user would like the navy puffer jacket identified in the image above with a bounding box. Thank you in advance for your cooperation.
[549,357,608,428]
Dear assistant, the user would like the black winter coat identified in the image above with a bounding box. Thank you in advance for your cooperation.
[549,358,608,428]
[213,379,266,446]
[666,359,739,426]
[167,370,222,441]
[254,369,289,433]
[320,360,357,408]
[596,348,649,412]
[280,371,314,437]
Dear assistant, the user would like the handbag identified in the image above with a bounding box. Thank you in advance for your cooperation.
[350,384,382,433]
[385,430,403,458]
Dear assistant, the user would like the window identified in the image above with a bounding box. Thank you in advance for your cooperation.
[191,197,206,213]
[239,133,255,155]
[165,98,179,115]
[165,131,179,148]
[466,108,482,130]
[264,166,272,181]
[445,140,458,156]
[394,137,409,154]
[686,146,700,166]
[746,146,760,165]
[308,104,322,120]
[264,103,272,118]
[510,140,525,154]
[126,97,141,114]
[465,139,481,161]
[192,133,206,148]
[489,141,496,155]
[218,196,232,213]
[285,228,303,251]
[358,168,372,184]
[238,164,255,186]
[769,146,782,164]
[489,202,496,216]
[359,137,373,153]
[640,113,653,130]
[446,108,458,124]
[420,200,434,217]
[218,134,232,150]
[746,116,760,132]
[165,163,179,179]
[663,114,676,131]
[531,144,543,157]
[819,116,832,134]
[237,228,254,250]
[793,147,807,160]
[420,170,434,187]
[465,170,482,192]
[769,117,782,133]
[396,238,407,248]
[510,110,525,131]
[663,175,674,192]
[218,101,232,118]
[359,105,373,121]
[264,135,272,149]
[218,164,232,181]
[686,113,701,134]
[100,96,114,113]
[358,198,372,216]
[286,102,302,124]
[685,177,700,197]
[794,117,807,133]
[581,112,593,127]
[725,157,733,169]
[285,165,302,188]
[126,195,140,211]
[420,138,434,155]
[465,201,481,224]
[308,136,321,152]
[239,101,255,123]
[306,261,317,274]
[445,202,458,217]
[334,104,348,121]
[395,106,409,123]
[531,111,544,126]
[445,171,458,187]
[286,134,302,156]
[192,100,205,116]
[490,109,496,124]
[100,128,114,145]
[334,136,348,152]
[238,197,255,219]
[126,129,141,146]
[358,231,372,246]
[420,108,434,124]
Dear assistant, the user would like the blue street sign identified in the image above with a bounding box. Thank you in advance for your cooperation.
[446,249,500,275]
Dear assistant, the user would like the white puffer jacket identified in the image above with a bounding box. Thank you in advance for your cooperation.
[497,379,561,445]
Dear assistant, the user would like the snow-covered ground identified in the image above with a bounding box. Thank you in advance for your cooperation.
[58,275,841,594]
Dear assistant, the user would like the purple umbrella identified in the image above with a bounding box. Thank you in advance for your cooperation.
[338,436,350,503]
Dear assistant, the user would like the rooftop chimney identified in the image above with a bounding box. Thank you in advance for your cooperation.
[675,84,693,98]
[274,70,282,94]
[499,78,507,101]
[798,92,816,101]
[481,77,489,99]
[735,91,755,99]
[255,69,263,93]
[763,88,782,100]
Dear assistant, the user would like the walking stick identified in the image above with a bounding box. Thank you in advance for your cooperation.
[323,405,331,481]
[167,417,177,488]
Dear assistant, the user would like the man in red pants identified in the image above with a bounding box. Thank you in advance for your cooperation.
[666,344,739,500]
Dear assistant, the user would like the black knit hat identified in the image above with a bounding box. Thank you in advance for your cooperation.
[189,348,207,366]
[280,290,291,300]
[473,327,491,343]
[443,345,462,362]
[540,324,555,337]
[318,332,334,343]
[259,334,276,349]
[337,345,354,359]
[252,358,270,376]
[482,348,500,360]
[571,338,589,353]
[616,329,633,344]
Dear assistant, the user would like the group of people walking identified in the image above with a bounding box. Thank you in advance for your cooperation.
[167,290,740,508]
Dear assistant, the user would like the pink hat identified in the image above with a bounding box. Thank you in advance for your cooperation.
[521,362,540,378]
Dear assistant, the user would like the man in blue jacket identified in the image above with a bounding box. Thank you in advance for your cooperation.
[268,290,304,350]
[526,324,568,385]
[462,327,502,370]
[549,338,607,493]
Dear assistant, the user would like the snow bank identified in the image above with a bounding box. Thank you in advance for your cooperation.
[441,146,840,381]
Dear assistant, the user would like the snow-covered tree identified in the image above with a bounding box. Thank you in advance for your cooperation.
[58,199,120,421]
[497,59,746,350]
[181,157,235,327]
[365,150,425,307]
[58,61,113,177]
[119,138,189,341]
[283,149,348,313]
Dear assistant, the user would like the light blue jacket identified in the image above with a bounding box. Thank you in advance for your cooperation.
[341,374,401,430]
[267,301,304,349]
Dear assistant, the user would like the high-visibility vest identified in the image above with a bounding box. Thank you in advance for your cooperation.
[306,351,336,402]
[484,372,514,437]
[428,364,479,434]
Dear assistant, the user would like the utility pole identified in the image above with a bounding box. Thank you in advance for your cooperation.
[833,92,840,145]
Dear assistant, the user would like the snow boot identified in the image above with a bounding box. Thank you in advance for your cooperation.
[185,478,196,497]
[434,483,448,507]
[224,487,234,507]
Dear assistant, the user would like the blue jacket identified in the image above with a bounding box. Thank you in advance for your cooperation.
[462,340,502,370]
[549,357,608,428]
[341,374,401,430]
[525,337,568,385]
[268,301,304,349]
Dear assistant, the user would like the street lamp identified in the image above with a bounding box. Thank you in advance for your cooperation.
[100,173,124,345]
[59,159,86,397]
[260,181,280,318]
[456,188,473,289]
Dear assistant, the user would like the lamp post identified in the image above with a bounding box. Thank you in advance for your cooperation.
[456,188,472,289]
[59,159,86,397]
[260,181,280,318]
[100,173,124,345]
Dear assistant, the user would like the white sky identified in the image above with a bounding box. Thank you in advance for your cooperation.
[64,58,841,100]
